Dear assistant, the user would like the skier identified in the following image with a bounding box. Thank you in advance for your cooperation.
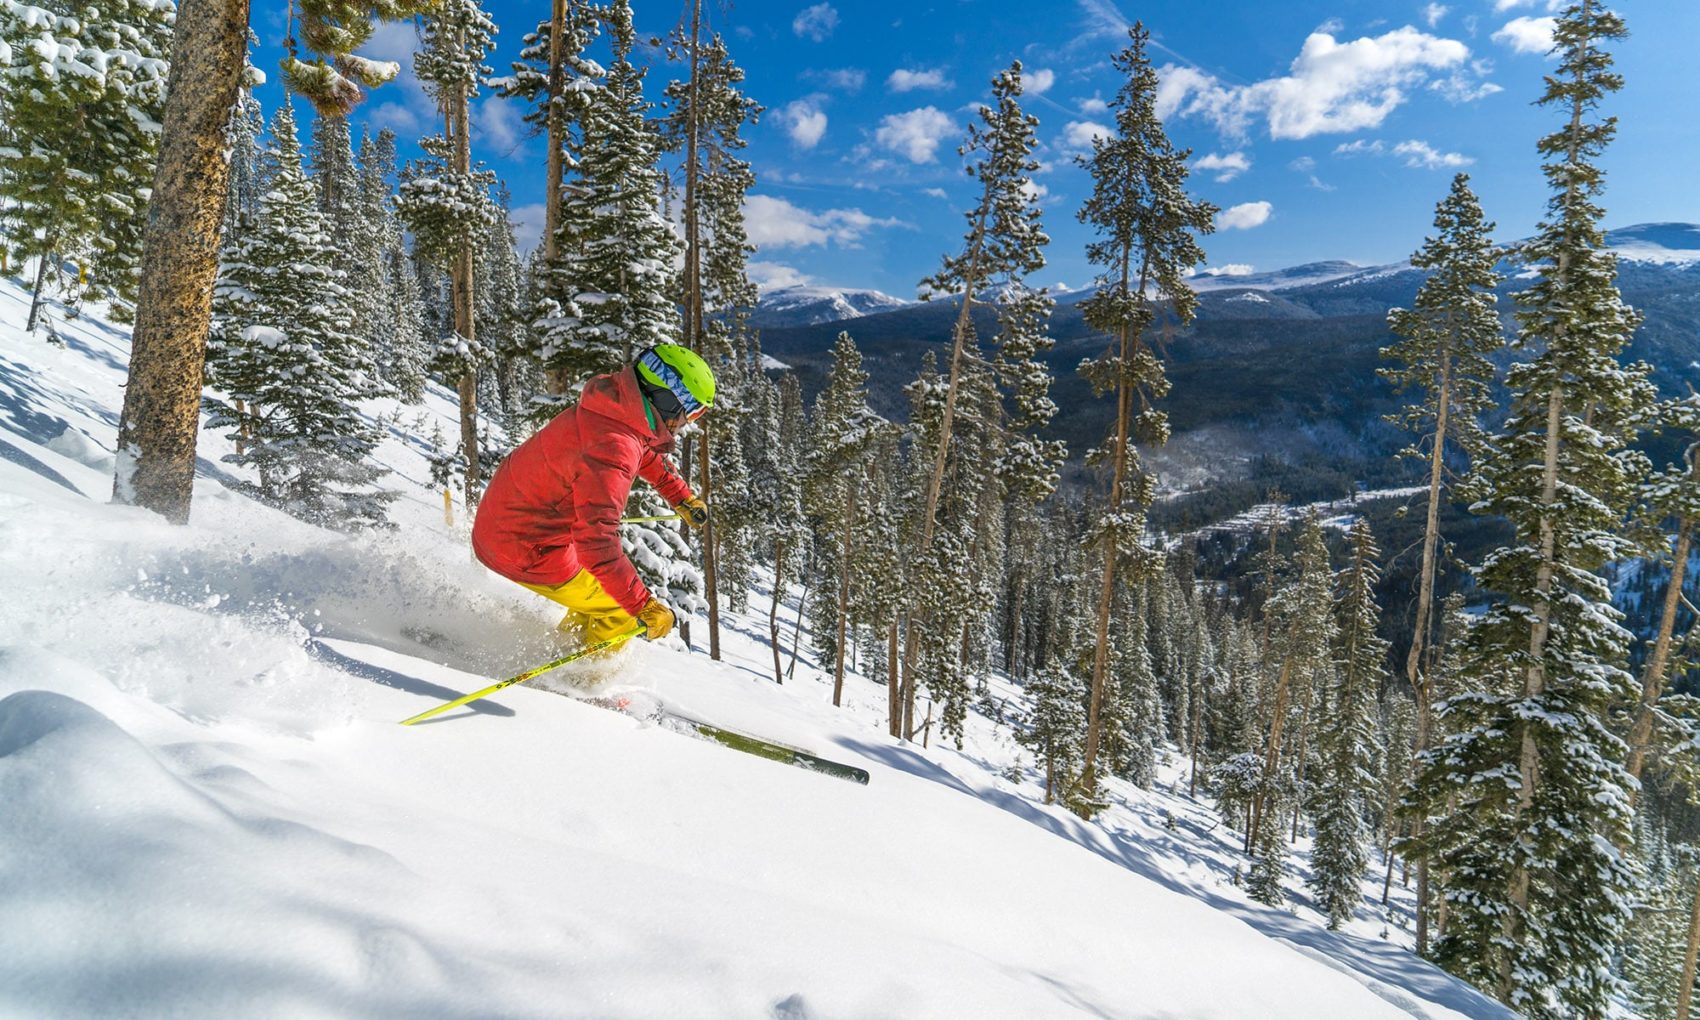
[472,344,713,647]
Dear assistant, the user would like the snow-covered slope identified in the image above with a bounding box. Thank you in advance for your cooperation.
[751,284,912,328]
[0,270,1510,1019]
[1604,222,1700,265]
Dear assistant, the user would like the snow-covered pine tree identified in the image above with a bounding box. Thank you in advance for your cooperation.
[903,60,1062,716]
[743,360,807,684]
[1248,511,1335,881]
[204,102,390,527]
[1071,22,1215,813]
[1380,171,1502,951]
[1624,828,1696,1020]
[476,186,532,430]
[663,19,762,659]
[1308,518,1387,929]
[1406,4,1656,1013]
[536,0,679,392]
[1019,656,1088,805]
[804,333,891,708]
[0,0,173,326]
[222,69,267,244]
[396,0,499,507]
[310,111,361,254]
[494,0,599,403]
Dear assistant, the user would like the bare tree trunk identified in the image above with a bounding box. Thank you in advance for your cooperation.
[541,0,568,398]
[1188,678,1204,798]
[787,544,812,680]
[768,536,785,684]
[1626,450,1698,800]
[888,616,900,737]
[1679,862,1700,1020]
[1078,249,1144,812]
[832,486,854,707]
[26,251,50,334]
[1290,696,1314,843]
[1248,654,1296,853]
[1408,355,1452,954]
[112,0,250,523]
[449,95,480,507]
[901,614,917,740]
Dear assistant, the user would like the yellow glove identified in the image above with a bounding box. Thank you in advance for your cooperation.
[636,598,676,641]
[679,496,709,529]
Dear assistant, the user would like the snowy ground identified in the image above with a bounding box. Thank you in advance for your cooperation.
[0,272,1514,1018]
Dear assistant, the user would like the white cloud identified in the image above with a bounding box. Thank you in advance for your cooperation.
[1333,138,1386,156]
[1193,151,1251,182]
[1021,68,1056,95]
[777,98,828,148]
[1062,119,1114,151]
[360,20,420,63]
[748,260,815,292]
[1392,139,1473,168]
[366,102,420,135]
[805,67,866,92]
[888,67,953,92]
[922,187,950,200]
[1218,201,1272,230]
[1423,3,1449,27]
[1334,137,1472,169]
[1492,16,1556,55]
[792,3,838,42]
[1019,179,1050,202]
[744,194,905,249]
[475,98,526,152]
[509,203,546,256]
[875,107,956,163]
[1078,94,1109,114]
[1157,27,1473,140]
[1430,69,1503,103]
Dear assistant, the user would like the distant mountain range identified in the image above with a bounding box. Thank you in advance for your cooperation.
[749,285,912,328]
[753,223,1700,526]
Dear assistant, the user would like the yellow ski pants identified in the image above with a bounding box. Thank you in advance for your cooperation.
[518,569,640,645]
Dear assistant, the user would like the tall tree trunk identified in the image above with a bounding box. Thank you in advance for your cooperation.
[832,485,854,707]
[1679,862,1700,1020]
[887,616,900,737]
[26,250,50,334]
[900,205,992,697]
[450,93,479,506]
[1408,354,1453,954]
[1077,249,1143,813]
[769,536,785,684]
[1626,448,1699,801]
[541,0,567,397]
[1248,654,1296,853]
[112,0,250,523]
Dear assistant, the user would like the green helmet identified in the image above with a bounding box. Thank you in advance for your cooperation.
[636,344,715,419]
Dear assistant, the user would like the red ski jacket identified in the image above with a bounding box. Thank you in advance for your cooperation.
[472,366,694,616]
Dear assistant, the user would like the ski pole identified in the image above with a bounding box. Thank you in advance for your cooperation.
[620,513,682,523]
[398,625,646,726]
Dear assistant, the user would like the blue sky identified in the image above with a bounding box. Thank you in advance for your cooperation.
[252,0,1700,297]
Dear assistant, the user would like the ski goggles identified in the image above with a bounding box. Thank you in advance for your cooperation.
[639,351,711,422]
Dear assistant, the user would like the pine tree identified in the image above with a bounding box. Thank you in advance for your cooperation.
[1020,656,1088,804]
[222,71,267,244]
[535,0,679,391]
[1625,831,1696,1020]
[804,333,890,708]
[204,103,390,527]
[1381,171,1503,951]
[903,60,1063,725]
[396,0,499,507]
[663,18,761,660]
[0,0,173,326]
[1072,22,1215,812]
[1308,518,1387,929]
[1407,4,1654,1013]
[1248,512,1335,872]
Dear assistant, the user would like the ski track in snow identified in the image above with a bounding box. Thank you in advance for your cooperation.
[0,272,1514,1018]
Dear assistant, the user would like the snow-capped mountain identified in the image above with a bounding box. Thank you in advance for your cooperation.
[751,284,912,328]
[1183,259,1378,293]
[1603,222,1700,265]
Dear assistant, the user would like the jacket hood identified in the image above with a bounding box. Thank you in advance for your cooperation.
[579,366,674,452]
